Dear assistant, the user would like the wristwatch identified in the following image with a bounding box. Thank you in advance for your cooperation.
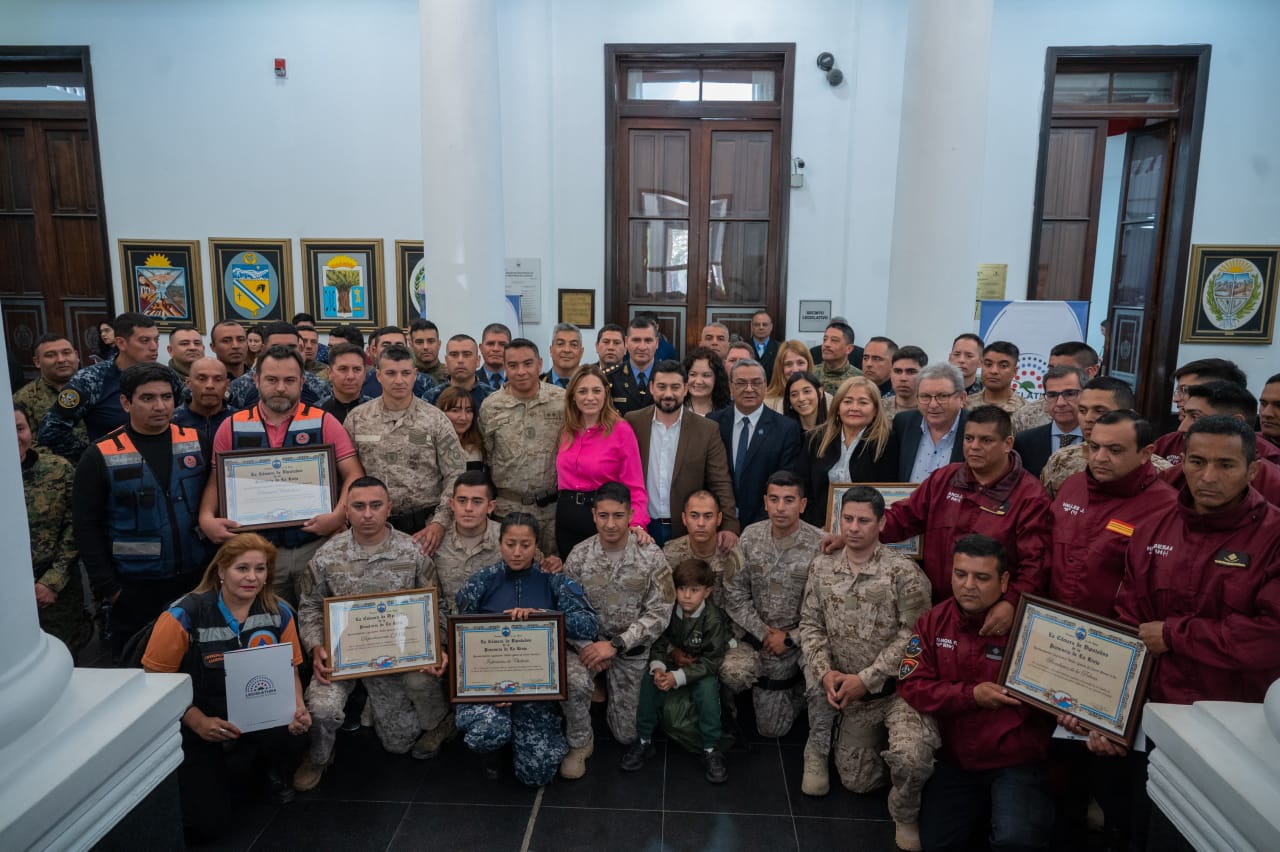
[783,632,795,649]
[609,636,627,653]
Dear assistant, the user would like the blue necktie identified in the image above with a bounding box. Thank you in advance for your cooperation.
[557,376,568,388]
[734,416,751,488]
[637,369,648,392]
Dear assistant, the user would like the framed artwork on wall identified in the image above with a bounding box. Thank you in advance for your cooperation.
[301,239,384,331]
[1180,244,1279,344]
[118,240,204,331]
[209,238,293,326]
[396,240,426,326]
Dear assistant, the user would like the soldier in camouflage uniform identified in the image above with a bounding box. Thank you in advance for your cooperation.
[17,403,91,654]
[344,345,467,541]
[797,486,936,850]
[476,343,565,556]
[454,513,598,787]
[560,482,674,778]
[293,477,450,791]
[720,471,824,738]
[662,490,742,609]
[15,333,86,449]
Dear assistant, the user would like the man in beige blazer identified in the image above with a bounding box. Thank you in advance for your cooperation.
[625,359,739,548]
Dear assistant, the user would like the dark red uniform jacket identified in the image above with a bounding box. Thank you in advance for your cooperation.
[1155,430,1280,468]
[1160,458,1280,508]
[1115,487,1280,704]
[881,453,1050,605]
[1051,462,1177,617]
[898,599,1052,771]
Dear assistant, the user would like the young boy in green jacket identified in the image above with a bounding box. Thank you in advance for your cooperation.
[620,558,730,783]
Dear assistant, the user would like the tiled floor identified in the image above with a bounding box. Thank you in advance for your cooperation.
[185,703,901,852]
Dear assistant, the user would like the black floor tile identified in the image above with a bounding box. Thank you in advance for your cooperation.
[528,807,663,852]
[541,737,666,811]
[778,744,892,821]
[413,739,539,806]
[302,729,429,802]
[795,815,898,850]
[187,799,277,852]
[250,800,407,851]
[663,743,789,816]
[387,803,531,851]
[662,813,797,852]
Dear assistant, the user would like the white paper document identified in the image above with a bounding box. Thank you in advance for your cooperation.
[223,643,296,733]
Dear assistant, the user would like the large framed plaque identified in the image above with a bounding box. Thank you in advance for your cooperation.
[323,588,441,681]
[217,446,338,531]
[449,613,567,703]
[999,594,1152,746]
[828,482,923,559]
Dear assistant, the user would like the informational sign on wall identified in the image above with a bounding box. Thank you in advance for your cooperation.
[504,258,541,325]
[798,300,832,332]
[978,300,1089,400]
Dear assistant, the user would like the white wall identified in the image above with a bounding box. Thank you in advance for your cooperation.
[982,0,1280,397]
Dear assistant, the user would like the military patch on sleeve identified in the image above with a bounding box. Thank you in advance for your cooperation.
[57,388,80,409]
[562,577,587,597]
[904,634,923,658]
[898,658,918,680]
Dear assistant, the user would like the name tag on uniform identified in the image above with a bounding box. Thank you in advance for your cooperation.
[355,434,382,443]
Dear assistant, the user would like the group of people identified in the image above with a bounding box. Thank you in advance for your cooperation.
[14,305,1280,851]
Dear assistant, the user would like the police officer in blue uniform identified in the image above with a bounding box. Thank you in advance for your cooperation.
[72,362,211,658]
[40,312,183,462]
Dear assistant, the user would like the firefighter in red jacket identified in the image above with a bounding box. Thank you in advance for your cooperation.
[1116,416,1280,707]
[1051,410,1177,617]
[1050,410,1177,850]
[881,404,1050,637]
[898,534,1054,852]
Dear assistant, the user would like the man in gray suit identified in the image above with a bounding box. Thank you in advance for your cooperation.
[891,363,969,482]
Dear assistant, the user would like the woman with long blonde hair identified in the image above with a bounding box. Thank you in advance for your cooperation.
[796,376,899,528]
[766,340,824,412]
[554,364,651,557]
[142,533,310,841]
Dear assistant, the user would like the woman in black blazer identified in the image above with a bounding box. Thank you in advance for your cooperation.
[797,376,899,529]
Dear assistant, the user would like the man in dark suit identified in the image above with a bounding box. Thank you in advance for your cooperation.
[892,362,969,482]
[625,360,739,548]
[608,316,658,414]
[710,359,801,527]
[749,310,780,381]
[1013,365,1086,478]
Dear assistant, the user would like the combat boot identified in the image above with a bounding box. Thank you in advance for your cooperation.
[894,820,922,851]
[292,756,332,792]
[800,744,830,796]
[411,712,457,760]
[559,734,594,779]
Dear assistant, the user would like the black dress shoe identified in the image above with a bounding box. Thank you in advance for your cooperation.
[702,750,728,784]
[620,740,655,772]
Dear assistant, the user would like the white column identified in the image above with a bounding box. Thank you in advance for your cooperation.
[419,0,509,337]
[0,313,190,849]
[885,0,993,356]
[0,325,72,749]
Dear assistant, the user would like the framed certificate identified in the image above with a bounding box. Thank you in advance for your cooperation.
[828,482,923,559]
[449,613,567,703]
[217,446,338,530]
[323,588,441,681]
[999,594,1152,747]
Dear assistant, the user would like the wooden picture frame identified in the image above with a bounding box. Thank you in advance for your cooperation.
[301,239,385,331]
[558,289,596,329]
[209,238,293,325]
[118,239,204,332]
[1180,244,1279,344]
[396,240,426,326]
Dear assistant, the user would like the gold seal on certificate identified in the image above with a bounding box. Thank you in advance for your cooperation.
[323,589,440,681]
[998,595,1152,746]
[217,446,338,530]
[449,613,567,703]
